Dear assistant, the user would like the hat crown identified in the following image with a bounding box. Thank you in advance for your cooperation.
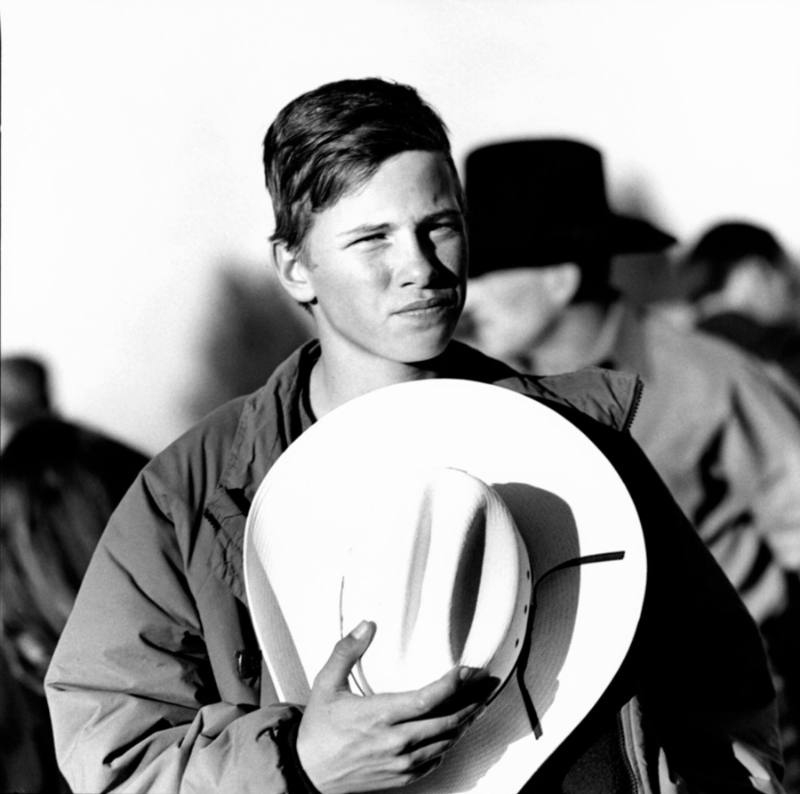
[466,139,609,225]
[464,138,675,273]
[342,467,530,695]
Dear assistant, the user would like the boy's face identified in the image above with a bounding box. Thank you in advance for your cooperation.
[296,150,466,366]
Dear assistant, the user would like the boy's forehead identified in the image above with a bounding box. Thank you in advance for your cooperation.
[326,150,462,219]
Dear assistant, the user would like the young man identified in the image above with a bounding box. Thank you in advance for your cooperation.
[46,79,783,793]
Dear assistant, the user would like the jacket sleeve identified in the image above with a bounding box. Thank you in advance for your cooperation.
[725,366,800,573]
[44,470,307,794]
[607,426,785,794]
[683,357,800,591]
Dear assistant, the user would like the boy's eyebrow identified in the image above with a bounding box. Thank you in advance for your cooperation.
[338,210,464,239]
[338,222,392,239]
[423,209,464,224]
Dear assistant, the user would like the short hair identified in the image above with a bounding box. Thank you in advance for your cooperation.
[683,221,787,299]
[263,77,458,251]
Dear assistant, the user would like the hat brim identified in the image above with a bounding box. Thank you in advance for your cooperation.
[244,379,646,793]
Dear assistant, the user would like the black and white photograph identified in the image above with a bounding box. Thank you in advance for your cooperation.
[2,2,799,792]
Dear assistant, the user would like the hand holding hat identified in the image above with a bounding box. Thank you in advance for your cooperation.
[297,621,489,794]
[297,465,529,792]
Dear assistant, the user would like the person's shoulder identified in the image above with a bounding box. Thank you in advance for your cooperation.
[142,342,316,498]
[1,415,150,490]
[637,309,789,408]
[446,341,643,433]
[168,391,255,453]
[642,308,767,380]
[142,391,256,490]
[521,368,643,431]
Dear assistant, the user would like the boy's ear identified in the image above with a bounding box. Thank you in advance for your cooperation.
[272,241,317,305]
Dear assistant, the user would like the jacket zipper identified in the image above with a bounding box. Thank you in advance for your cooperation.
[617,705,645,793]
[624,377,645,433]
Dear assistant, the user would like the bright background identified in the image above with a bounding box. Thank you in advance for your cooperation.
[3,0,799,453]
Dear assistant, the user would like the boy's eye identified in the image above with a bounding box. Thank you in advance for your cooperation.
[429,221,462,238]
[352,233,387,246]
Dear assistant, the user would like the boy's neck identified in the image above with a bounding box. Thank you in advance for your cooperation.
[309,346,445,419]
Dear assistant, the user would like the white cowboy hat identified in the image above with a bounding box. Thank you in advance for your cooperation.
[244,379,646,793]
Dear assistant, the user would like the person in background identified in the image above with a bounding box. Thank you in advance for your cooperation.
[1,355,53,451]
[676,221,800,387]
[676,221,800,787]
[456,138,800,793]
[1,406,149,792]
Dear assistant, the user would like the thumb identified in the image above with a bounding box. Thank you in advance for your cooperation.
[314,620,376,693]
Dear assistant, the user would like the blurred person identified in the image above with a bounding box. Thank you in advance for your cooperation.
[0,417,148,793]
[1,355,53,451]
[457,138,800,792]
[677,221,800,386]
[44,80,784,794]
[0,651,51,794]
[677,223,800,783]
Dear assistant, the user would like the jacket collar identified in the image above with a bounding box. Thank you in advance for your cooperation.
[205,342,320,602]
[219,342,319,498]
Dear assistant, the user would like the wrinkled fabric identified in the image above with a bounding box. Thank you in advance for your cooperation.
[46,340,783,793]
[697,311,800,389]
[599,303,800,623]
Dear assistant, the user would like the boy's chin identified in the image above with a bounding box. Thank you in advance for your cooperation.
[396,337,453,366]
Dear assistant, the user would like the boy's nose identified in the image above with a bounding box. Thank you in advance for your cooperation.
[397,235,439,287]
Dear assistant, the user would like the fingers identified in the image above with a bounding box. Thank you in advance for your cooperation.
[380,665,464,723]
[392,738,452,785]
[301,650,490,792]
[382,706,486,786]
[397,696,486,753]
[313,620,376,694]
[385,665,492,723]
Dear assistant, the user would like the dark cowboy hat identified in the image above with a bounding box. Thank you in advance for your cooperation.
[465,139,676,276]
